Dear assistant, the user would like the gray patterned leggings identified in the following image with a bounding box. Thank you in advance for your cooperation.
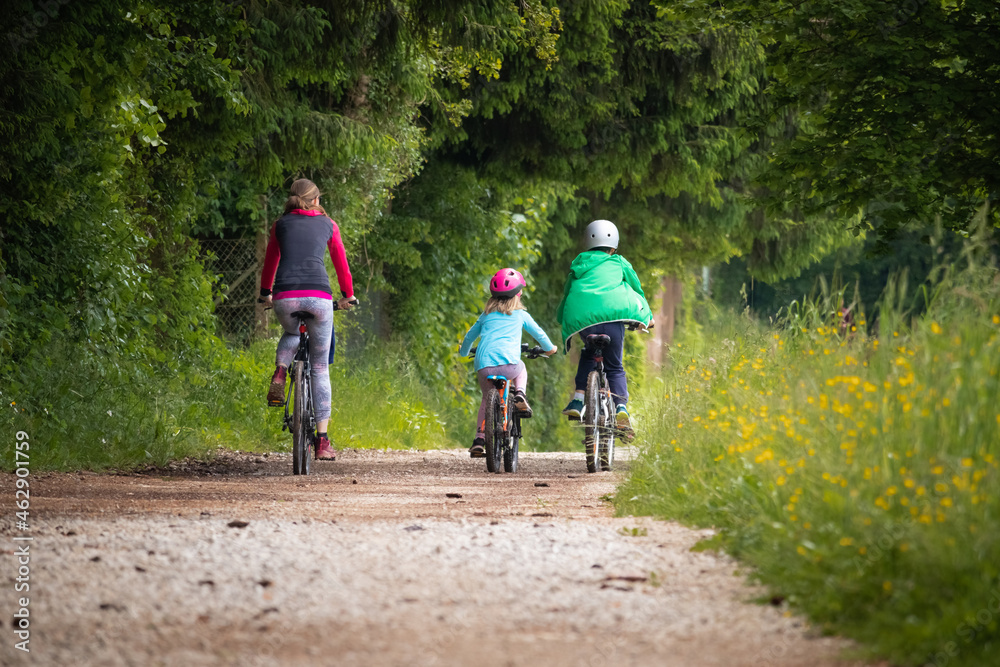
[273,297,334,422]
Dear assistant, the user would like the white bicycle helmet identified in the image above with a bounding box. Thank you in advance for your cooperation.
[584,219,619,250]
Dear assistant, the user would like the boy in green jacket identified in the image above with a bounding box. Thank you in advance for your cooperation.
[556,219,653,433]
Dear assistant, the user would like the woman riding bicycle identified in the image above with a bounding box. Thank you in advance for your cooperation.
[259,178,356,461]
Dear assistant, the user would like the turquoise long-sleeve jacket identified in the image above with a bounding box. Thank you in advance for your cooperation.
[459,310,554,371]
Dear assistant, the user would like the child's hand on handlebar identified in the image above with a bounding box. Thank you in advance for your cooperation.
[545,345,558,357]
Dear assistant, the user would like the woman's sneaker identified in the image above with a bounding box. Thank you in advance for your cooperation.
[616,404,634,438]
[513,390,533,418]
[267,366,287,406]
[315,436,336,460]
[562,398,584,419]
[469,437,486,458]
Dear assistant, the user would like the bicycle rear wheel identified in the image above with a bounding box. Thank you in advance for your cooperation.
[504,408,520,473]
[484,387,504,474]
[584,371,601,473]
[291,361,311,475]
[598,392,615,471]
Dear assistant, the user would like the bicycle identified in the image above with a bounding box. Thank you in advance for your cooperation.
[469,344,548,474]
[578,323,648,473]
[261,298,356,475]
[282,310,317,475]
[579,333,618,473]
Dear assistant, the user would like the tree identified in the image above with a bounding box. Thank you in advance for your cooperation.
[726,0,1000,242]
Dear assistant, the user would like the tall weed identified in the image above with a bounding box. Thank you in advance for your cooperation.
[620,254,1000,666]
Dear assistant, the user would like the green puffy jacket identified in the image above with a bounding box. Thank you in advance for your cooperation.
[556,250,653,348]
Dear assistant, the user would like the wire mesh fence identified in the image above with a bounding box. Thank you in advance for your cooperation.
[200,237,269,344]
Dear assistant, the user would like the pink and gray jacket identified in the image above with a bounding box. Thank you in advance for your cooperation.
[259,209,354,300]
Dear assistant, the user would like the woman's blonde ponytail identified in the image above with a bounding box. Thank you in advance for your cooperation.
[282,178,326,216]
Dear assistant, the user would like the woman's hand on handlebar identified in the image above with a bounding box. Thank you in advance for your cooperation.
[337,296,358,311]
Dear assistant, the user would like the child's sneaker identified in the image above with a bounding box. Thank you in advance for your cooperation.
[469,437,486,458]
[562,398,584,419]
[616,404,634,438]
[513,390,533,418]
[267,366,287,406]
[315,435,336,460]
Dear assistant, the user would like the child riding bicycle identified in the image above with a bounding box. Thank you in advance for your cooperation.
[459,268,558,458]
[556,219,652,435]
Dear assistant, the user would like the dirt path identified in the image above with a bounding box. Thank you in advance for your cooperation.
[0,449,873,667]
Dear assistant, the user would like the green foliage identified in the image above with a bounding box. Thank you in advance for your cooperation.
[0,333,460,471]
[715,225,1000,322]
[724,0,1000,240]
[1,334,221,470]
[7,0,991,472]
[619,250,1000,665]
[384,0,852,445]
[367,163,582,447]
[0,1,566,463]
[187,337,458,453]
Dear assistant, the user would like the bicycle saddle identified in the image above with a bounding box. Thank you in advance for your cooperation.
[585,333,611,350]
[290,310,316,320]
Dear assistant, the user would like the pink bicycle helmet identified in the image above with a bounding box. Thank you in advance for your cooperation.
[489,268,526,298]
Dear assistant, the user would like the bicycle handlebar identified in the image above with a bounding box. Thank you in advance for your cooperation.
[467,343,550,359]
[521,343,548,359]
[332,297,359,312]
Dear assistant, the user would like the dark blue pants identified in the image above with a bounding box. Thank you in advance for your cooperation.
[574,322,627,405]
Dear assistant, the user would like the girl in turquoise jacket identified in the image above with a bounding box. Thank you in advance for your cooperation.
[460,268,557,458]
[556,220,652,433]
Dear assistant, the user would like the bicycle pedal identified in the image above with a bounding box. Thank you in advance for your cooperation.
[268,401,285,408]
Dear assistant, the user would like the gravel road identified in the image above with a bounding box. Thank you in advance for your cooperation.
[0,448,873,666]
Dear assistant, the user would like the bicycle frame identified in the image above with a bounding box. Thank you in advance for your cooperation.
[283,316,317,477]
[485,376,523,440]
[486,377,510,426]
[587,342,615,424]
[283,319,314,432]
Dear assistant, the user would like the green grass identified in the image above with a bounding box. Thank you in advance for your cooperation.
[183,337,460,453]
[1,336,462,471]
[619,264,1000,666]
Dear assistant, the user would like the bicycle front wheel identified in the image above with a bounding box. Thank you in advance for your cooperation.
[584,371,601,473]
[484,388,505,474]
[291,361,311,475]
